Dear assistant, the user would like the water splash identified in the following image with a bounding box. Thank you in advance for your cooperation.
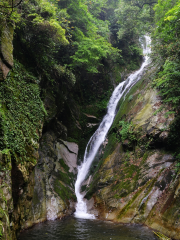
[74,36,151,219]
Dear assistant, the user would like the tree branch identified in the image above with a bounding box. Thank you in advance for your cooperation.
[133,1,157,9]
[0,0,23,9]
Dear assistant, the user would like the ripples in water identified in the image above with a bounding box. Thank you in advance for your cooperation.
[18,217,158,240]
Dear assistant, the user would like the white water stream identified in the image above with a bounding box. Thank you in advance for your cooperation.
[74,36,151,219]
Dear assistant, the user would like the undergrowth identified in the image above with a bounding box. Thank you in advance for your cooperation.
[0,61,46,166]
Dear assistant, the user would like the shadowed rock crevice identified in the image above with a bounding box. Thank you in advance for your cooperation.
[11,160,25,208]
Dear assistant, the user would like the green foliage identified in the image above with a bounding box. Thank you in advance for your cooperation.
[56,0,121,73]
[14,0,68,74]
[153,0,180,59]
[153,0,180,109]
[104,0,145,72]
[0,149,11,171]
[0,0,22,23]
[0,221,2,239]
[115,0,152,39]
[128,95,133,102]
[70,36,119,73]
[175,158,180,174]
[153,0,178,25]
[152,0,180,109]
[54,179,76,201]
[119,121,136,142]
[102,132,118,159]
[86,0,107,17]
[154,60,180,106]
[0,61,46,164]
[59,158,69,172]
[28,0,68,44]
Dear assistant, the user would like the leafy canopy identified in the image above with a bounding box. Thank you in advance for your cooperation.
[152,0,180,108]
[70,36,119,73]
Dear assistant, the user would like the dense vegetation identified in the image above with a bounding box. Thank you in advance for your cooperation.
[0,0,149,167]
[151,0,180,158]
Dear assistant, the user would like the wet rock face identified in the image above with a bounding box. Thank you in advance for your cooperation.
[26,131,78,226]
[0,21,13,80]
[0,22,13,240]
[85,65,180,239]
[0,153,13,240]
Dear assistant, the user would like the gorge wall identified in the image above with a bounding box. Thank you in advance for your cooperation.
[0,18,115,239]
[85,63,180,240]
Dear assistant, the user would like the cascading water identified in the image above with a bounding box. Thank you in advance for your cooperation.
[74,35,151,219]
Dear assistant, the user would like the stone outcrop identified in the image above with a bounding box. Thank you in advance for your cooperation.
[85,64,180,240]
[29,132,77,225]
[0,152,13,240]
[0,20,13,81]
[11,131,78,238]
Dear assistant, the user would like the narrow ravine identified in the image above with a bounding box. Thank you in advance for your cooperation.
[74,35,151,219]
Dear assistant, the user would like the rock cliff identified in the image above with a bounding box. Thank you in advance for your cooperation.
[0,17,112,239]
[85,63,180,240]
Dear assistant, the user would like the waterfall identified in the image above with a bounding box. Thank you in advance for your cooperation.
[74,35,151,219]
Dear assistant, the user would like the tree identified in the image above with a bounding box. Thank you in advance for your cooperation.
[0,0,23,21]
[129,0,157,9]
[152,0,180,108]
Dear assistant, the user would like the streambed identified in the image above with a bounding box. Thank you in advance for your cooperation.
[18,217,158,240]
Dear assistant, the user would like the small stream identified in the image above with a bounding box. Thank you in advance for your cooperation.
[18,217,158,240]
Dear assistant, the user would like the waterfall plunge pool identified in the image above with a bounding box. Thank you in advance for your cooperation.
[18,217,158,240]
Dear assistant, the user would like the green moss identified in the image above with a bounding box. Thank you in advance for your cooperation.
[110,74,148,132]
[0,149,11,171]
[55,158,76,192]
[1,23,14,67]
[85,156,105,200]
[111,163,139,198]
[113,65,123,84]
[59,158,69,172]
[103,133,118,159]
[32,189,40,206]
[57,171,72,186]
[117,180,152,219]
[141,152,149,165]
[53,179,76,201]
[0,221,3,238]
[66,137,79,144]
